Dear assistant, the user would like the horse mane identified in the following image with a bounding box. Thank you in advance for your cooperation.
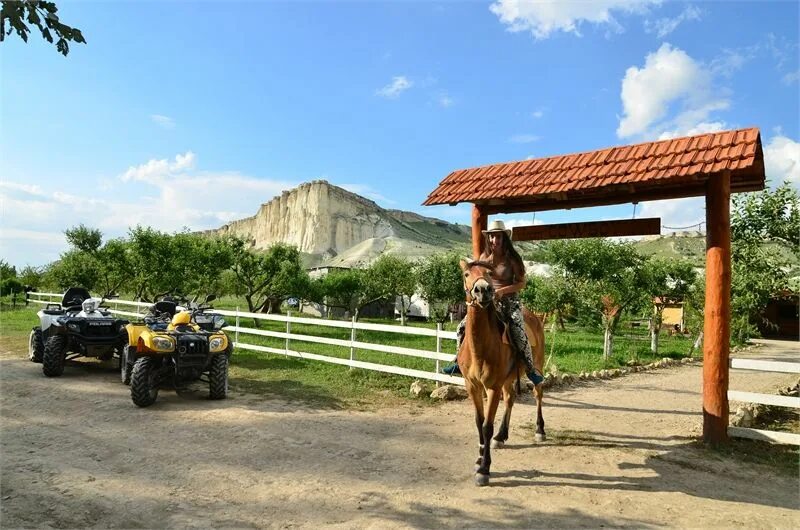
[468,259,494,271]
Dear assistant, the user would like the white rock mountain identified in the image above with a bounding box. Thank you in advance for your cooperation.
[204,180,470,267]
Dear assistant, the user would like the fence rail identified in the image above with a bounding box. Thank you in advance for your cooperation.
[728,357,800,445]
[26,292,464,386]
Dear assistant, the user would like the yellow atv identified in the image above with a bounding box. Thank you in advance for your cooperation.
[123,295,231,407]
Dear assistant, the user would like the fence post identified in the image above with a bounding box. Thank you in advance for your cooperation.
[285,310,291,357]
[235,306,240,347]
[436,323,442,387]
[349,316,356,369]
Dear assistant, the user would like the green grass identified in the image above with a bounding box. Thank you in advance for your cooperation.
[0,301,696,408]
[0,304,37,353]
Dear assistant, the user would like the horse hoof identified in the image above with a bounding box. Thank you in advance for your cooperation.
[491,439,504,449]
[474,473,490,487]
[535,433,546,442]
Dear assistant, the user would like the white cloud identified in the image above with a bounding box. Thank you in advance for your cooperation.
[0,181,45,196]
[639,196,705,232]
[644,4,701,38]
[338,183,397,206]
[764,135,800,185]
[489,0,659,40]
[783,70,800,85]
[657,121,727,141]
[531,109,545,119]
[617,43,729,139]
[376,76,413,98]
[150,114,175,129]
[438,93,454,108]
[419,204,473,226]
[120,151,197,183]
[1,153,298,266]
[509,134,541,144]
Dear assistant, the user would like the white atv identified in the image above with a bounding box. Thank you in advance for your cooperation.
[29,287,129,377]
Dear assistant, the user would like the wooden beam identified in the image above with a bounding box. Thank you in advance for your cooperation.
[471,204,487,259]
[703,171,731,444]
[512,218,661,241]
[480,179,763,215]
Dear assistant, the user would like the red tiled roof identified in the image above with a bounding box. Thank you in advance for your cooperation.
[423,128,765,212]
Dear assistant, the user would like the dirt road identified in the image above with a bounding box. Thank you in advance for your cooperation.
[1,341,798,528]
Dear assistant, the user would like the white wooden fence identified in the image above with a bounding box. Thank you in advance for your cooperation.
[27,292,464,386]
[727,357,800,445]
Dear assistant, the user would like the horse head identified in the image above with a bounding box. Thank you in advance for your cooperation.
[459,258,495,309]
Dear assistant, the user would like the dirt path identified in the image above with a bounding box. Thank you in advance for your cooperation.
[1,340,798,529]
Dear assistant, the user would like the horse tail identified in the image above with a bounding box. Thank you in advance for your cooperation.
[522,308,545,374]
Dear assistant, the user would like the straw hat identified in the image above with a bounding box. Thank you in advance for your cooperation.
[482,219,512,238]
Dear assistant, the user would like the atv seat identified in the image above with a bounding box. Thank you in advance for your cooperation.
[153,300,177,317]
[61,287,91,308]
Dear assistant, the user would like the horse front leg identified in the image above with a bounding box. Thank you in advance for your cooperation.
[492,384,516,448]
[476,388,500,486]
[534,384,546,442]
[467,383,485,469]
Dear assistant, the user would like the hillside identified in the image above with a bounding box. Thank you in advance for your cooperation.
[204,180,470,267]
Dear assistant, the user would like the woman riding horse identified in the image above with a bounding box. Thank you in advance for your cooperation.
[444,219,544,386]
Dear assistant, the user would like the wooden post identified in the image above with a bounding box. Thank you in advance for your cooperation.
[471,204,487,259]
[703,171,731,444]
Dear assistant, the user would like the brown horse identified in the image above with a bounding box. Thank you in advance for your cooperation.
[457,259,546,486]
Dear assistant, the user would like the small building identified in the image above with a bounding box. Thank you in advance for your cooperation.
[758,291,799,340]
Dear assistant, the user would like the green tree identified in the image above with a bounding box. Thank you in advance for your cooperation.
[0,259,15,282]
[520,272,576,331]
[47,250,99,291]
[259,243,307,314]
[92,238,131,297]
[545,239,647,360]
[0,259,22,296]
[640,258,697,354]
[64,224,102,253]
[365,254,416,325]
[730,182,799,342]
[1,1,86,56]
[18,265,44,290]
[415,252,463,325]
[172,232,233,299]
[228,238,308,320]
[126,226,178,301]
[319,268,364,319]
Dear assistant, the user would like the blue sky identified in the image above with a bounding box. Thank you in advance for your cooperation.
[1,0,799,267]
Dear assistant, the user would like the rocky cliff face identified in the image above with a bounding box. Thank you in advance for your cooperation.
[207,180,469,261]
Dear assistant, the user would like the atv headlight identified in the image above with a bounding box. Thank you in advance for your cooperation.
[209,336,226,352]
[68,323,80,332]
[82,299,99,313]
[151,336,175,352]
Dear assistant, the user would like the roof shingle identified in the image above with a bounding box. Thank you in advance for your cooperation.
[423,128,765,210]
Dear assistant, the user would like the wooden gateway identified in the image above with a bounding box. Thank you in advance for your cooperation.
[424,127,766,443]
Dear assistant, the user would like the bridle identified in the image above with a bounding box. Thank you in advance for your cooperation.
[463,262,495,308]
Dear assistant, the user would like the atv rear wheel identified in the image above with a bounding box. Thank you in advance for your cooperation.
[42,335,67,377]
[120,345,135,385]
[29,327,44,363]
[209,354,228,400]
[131,357,159,407]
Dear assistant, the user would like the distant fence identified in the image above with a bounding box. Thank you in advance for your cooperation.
[728,358,800,445]
[27,292,464,386]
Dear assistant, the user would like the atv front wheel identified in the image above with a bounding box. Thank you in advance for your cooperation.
[42,335,67,377]
[29,327,44,363]
[120,345,135,385]
[131,357,159,407]
[209,354,228,400]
